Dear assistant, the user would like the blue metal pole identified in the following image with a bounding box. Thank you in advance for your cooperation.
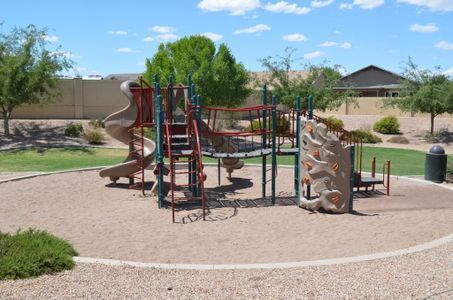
[295,96,301,205]
[271,95,277,205]
[262,84,267,199]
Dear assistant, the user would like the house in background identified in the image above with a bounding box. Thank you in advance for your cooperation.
[334,65,405,98]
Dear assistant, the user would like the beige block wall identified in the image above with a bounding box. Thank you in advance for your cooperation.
[5,81,453,119]
[9,78,127,120]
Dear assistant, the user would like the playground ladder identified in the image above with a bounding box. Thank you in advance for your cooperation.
[165,120,206,222]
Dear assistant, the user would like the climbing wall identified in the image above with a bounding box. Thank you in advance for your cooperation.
[299,119,352,213]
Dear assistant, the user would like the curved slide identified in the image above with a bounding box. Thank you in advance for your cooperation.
[99,80,156,183]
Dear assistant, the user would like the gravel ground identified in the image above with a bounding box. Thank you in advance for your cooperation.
[1,242,452,299]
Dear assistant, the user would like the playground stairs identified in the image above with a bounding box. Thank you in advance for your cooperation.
[127,125,146,193]
[164,121,206,222]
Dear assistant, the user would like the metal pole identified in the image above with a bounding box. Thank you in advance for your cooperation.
[217,158,221,186]
[169,75,174,123]
[156,94,164,208]
[349,145,355,213]
[262,84,267,199]
[271,95,277,205]
[196,95,202,197]
[295,96,301,205]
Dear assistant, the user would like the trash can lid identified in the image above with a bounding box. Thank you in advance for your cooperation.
[429,145,445,154]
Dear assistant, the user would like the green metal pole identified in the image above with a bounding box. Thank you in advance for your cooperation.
[295,96,301,205]
[156,94,164,208]
[349,145,355,213]
[169,75,174,123]
[261,84,267,199]
[271,95,277,205]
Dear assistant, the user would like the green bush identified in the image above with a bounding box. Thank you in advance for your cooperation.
[246,115,289,135]
[85,130,105,145]
[373,116,400,134]
[0,229,78,280]
[88,118,105,129]
[64,123,83,137]
[352,129,382,144]
[325,116,344,129]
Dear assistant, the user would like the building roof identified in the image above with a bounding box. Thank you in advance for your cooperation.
[336,65,404,89]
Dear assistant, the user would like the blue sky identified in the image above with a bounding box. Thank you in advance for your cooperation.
[2,0,453,77]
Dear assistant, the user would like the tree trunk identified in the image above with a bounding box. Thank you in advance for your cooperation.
[2,111,10,136]
[430,112,435,135]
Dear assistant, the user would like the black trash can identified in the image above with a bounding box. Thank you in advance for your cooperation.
[425,145,447,183]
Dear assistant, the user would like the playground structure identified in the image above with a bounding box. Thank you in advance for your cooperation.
[100,75,391,221]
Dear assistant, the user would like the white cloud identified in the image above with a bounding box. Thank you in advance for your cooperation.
[339,2,354,9]
[443,67,453,77]
[340,0,384,9]
[150,26,176,33]
[264,1,312,14]
[435,41,453,50]
[334,30,342,34]
[409,23,439,33]
[353,0,384,9]
[320,41,337,47]
[115,48,141,53]
[320,41,351,48]
[156,34,179,41]
[311,0,335,8]
[201,32,223,41]
[234,24,271,34]
[43,35,59,43]
[143,36,154,42]
[303,51,325,60]
[282,33,307,42]
[108,30,128,35]
[397,0,453,12]
[197,0,261,15]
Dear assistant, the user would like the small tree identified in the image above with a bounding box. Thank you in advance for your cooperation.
[0,24,71,135]
[259,47,355,110]
[385,58,453,134]
[144,35,250,108]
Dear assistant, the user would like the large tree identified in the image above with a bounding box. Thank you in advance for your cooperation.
[0,24,71,135]
[144,35,251,108]
[385,58,453,134]
[259,48,355,110]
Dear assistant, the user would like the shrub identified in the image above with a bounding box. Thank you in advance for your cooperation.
[0,229,78,280]
[373,116,400,134]
[325,116,344,129]
[85,130,104,145]
[387,136,410,144]
[88,118,105,129]
[246,115,289,135]
[64,123,83,137]
[351,129,382,144]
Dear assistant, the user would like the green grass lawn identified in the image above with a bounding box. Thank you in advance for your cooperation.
[204,146,431,176]
[0,145,450,176]
[0,147,128,172]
